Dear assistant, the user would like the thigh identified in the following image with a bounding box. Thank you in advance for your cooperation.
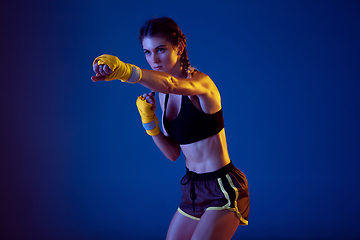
[166,209,199,240]
[191,210,240,240]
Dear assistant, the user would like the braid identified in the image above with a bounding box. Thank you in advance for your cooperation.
[139,17,193,74]
[181,48,190,71]
[178,31,191,72]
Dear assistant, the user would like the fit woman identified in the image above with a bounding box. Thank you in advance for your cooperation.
[91,17,250,240]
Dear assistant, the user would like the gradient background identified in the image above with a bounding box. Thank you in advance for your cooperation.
[1,0,360,239]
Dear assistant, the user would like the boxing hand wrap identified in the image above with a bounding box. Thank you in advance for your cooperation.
[136,96,160,136]
[93,54,142,83]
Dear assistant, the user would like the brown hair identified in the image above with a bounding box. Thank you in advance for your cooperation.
[139,17,191,71]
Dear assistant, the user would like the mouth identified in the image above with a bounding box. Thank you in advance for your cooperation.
[153,66,162,71]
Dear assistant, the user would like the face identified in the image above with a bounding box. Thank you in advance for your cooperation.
[142,36,182,75]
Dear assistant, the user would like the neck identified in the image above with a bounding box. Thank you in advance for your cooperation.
[169,60,187,78]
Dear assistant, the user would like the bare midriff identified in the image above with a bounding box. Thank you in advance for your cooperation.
[180,129,231,173]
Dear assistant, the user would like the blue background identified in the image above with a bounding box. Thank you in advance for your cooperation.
[1,0,359,239]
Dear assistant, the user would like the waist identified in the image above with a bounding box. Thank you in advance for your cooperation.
[184,161,236,181]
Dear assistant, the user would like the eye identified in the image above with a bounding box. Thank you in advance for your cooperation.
[144,50,151,55]
[157,48,165,53]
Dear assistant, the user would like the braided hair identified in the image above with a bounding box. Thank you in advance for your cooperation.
[139,17,192,73]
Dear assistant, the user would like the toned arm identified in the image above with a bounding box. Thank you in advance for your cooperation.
[138,92,181,161]
[139,69,215,96]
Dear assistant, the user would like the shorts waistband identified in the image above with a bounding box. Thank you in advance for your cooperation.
[185,161,235,181]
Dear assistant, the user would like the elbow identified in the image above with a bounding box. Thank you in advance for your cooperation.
[164,76,176,94]
[166,148,181,162]
[168,156,178,162]
[166,152,180,162]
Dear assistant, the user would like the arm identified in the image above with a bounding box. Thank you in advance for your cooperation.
[139,69,215,96]
[137,93,181,161]
[91,54,217,96]
[151,131,181,162]
[92,54,221,113]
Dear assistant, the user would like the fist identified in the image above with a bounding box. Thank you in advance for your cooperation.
[141,92,157,111]
[91,62,113,82]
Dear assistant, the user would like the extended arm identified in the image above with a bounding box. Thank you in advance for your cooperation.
[139,69,214,96]
[92,54,216,96]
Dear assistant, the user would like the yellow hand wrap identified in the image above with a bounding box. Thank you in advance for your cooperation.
[136,96,160,136]
[93,54,142,83]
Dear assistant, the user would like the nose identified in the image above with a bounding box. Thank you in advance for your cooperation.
[151,53,160,63]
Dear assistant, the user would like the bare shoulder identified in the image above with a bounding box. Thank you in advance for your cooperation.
[191,70,218,96]
[191,70,212,82]
[191,71,221,113]
[191,71,219,96]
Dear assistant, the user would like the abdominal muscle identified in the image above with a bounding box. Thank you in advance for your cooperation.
[180,128,231,173]
[161,93,230,173]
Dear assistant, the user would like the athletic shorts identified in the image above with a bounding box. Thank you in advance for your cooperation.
[178,162,250,225]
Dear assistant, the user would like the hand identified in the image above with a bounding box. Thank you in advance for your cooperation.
[141,92,157,111]
[91,54,141,83]
[91,62,113,82]
[136,92,160,136]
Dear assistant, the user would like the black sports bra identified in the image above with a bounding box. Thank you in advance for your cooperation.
[163,94,224,145]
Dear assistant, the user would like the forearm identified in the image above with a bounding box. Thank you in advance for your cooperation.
[151,132,181,161]
[139,69,176,94]
[135,92,180,161]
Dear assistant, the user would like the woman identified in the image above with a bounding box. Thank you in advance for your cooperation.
[91,17,249,240]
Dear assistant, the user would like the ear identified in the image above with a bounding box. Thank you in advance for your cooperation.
[177,41,185,55]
